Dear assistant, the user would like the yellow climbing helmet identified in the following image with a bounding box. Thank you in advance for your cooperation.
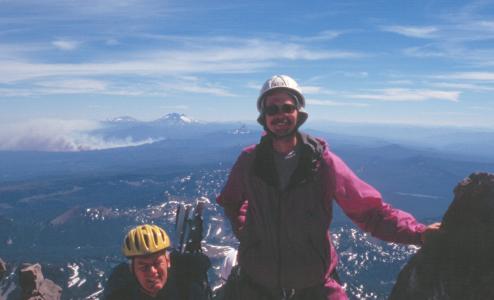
[122,224,171,257]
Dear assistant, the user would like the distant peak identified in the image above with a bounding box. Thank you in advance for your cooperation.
[230,124,251,135]
[155,113,194,124]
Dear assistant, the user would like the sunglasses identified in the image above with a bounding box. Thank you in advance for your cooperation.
[264,104,297,116]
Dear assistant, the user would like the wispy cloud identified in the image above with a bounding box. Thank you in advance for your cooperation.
[0,79,147,97]
[438,72,494,81]
[431,81,494,91]
[289,30,343,42]
[52,39,80,50]
[470,105,494,111]
[159,105,189,111]
[387,80,414,85]
[0,38,362,84]
[160,78,235,97]
[0,0,173,21]
[300,85,339,96]
[307,99,369,107]
[386,2,494,65]
[349,88,460,102]
[0,43,49,59]
[339,71,369,79]
[381,25,438,38]
[35,79,107,93]
[402,45,448,58]
[0,88,34,97]
[246,81,261,91]
[301,86,323,94]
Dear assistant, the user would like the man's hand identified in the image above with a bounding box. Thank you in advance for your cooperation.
[421,222,442,244]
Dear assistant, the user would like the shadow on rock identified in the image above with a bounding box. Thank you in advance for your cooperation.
[19,263,62,300]
[389,172,494,300]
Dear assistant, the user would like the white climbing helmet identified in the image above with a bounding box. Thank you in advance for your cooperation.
[256,75,306,112]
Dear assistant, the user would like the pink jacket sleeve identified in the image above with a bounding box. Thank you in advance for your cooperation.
[216,152,248,238]
[327,150,426,245]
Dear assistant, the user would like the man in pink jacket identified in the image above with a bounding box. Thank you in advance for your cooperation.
[217,75,440,300]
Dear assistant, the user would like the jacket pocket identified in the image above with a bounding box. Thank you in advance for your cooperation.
[308,232,330,273]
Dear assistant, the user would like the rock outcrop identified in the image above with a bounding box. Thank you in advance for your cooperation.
[19,263,62,300]
[389,172,494,300]
[0,257,6,280]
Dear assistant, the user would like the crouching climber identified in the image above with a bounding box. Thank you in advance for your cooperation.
[104,224,212,300]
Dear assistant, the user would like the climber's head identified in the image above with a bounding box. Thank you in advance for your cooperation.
[122,224,171,296]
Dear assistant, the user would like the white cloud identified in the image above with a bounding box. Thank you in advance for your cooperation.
[52,39,80,50]
[0,38,362,84]
[341,71,368,78]
[439,72,494,81]
[0,43,48,59]
[300,85,338,96]
[0,88,33,97]
[387,4,494,64]
[246,81,261,91]
[290,30,343,42]
[402,45,448,58]
[0,77,231,98]
[307,99,369,107]
[0,79,143,97]
[36,79,107,93]
[160,105,189,110]
[0,119,159,151]
[387,80,414,85]
[403,43,494,66]
[470,105,494,111]
[381,25,438,38]
[300,86,322,94]
[160,81,235,97]
[349,88,460,102]
[472,20,494,30]
[431,82,494,91]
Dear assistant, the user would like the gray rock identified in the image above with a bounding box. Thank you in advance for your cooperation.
[389,172,494,300]
[19,263,62,300]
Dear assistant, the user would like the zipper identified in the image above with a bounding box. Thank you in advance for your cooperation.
[277,188,282,289]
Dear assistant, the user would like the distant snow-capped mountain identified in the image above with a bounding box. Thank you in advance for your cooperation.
[93,112,245,144]
[106,113,197,126]
[230,124,251,135]
[153,113,196,125]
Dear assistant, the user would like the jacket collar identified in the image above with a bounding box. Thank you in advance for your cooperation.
[253,132,323,189]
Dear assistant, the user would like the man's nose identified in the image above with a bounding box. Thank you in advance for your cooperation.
[148,265,158,275]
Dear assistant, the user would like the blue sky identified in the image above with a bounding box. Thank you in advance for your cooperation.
[1,0,494,129]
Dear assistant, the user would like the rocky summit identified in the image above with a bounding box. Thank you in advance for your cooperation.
[19,263,62,300]
[389,172,494,300]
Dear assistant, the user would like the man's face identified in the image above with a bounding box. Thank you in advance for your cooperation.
[132,251,169,297]
[264,91,299,138]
